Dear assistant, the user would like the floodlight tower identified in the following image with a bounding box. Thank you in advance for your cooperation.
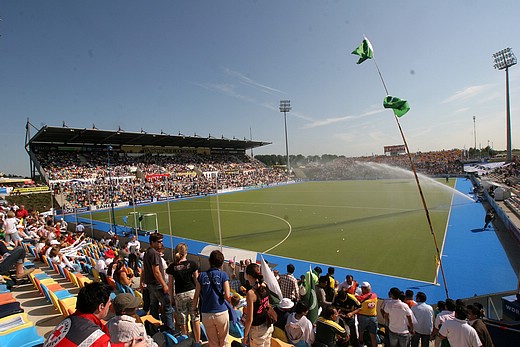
[473,116,477,158]
[107,145,117,234]
[493,48,517,162]
[279,100,291,177]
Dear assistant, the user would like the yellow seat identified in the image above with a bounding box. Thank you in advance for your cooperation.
[272,326,290,343]
[134,289,143,302]
[34,277,57,296]
[91,267,102,283]
[58,297,77,317]
[136,314,162,326]
[76,275,92,288]
[68,271,80,288]
[0,313,33,335]
[40,254,49,266]
[271,337,295,347]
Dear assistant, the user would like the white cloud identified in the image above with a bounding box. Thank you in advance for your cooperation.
[221,67,285,95]
[442,84,493,104]
[194,82,255,103]
[303,108,385,129]
[454,107,470,114]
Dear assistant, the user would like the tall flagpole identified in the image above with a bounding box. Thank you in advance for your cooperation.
[371,54,449,299]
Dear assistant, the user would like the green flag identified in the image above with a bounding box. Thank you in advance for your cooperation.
[383,95,410,117]
[303,265,319,323]
[352,37,374,64]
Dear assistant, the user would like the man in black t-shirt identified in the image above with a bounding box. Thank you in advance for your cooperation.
[141,233,174,330]
[334,289,362,347]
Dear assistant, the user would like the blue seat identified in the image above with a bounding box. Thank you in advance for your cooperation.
[40,284,73,304]
[199,321,208,342]
[163,331,189,347]
[47,258,55,271]
[23,261,35,269]
[33,273,51,280]
[0,325,44,347]
[115,282,135,295]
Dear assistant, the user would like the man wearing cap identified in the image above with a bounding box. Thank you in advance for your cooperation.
[44,282,146,347]
[274,298,295,331]
[107,293,158,347]
[142,232,174,330]
[355,282,378,347]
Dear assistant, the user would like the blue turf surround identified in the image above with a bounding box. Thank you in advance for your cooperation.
[73,178,517,303]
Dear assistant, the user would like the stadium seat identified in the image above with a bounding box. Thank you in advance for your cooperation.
[0,312,33,335]
[272,326,290,343]
[115,281,135,295]
[163,331,189,347]
[0,325,44,347]
[91,267,102,282]
[0,302,24,319]
[0,293,16,306]
[136,314,162,327]
[271,337,295,347]
[57,297,77,317]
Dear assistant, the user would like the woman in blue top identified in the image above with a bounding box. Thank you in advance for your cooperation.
[193,250,230,347]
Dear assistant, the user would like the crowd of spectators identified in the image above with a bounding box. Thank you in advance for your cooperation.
[303,150,464,181]
[35,151,288,209]
[0,194,497,347]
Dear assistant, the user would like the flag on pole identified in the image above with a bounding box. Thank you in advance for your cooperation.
[352,37,374,64]
[383,95,410,117]
[303,265,319,323]
[260,255,282,306]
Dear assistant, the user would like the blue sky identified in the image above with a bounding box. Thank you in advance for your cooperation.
[1,1,519,176]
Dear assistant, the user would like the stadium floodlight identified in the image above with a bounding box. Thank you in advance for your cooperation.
[107,145,117,234]
[279,100,291,177]
[493,47,517,162]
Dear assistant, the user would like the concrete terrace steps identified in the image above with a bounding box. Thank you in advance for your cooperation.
[10,254,81,340]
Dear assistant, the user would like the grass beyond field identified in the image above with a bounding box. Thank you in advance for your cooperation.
[93,179,455,282]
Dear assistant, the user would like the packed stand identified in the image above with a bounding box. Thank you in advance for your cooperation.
[35,151,288,209]
[303,150,464,181]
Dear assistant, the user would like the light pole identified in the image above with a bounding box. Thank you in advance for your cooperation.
[107,145,117,234]
[473,115,477,159]
[279,100,291,177]
[493,47,517,162]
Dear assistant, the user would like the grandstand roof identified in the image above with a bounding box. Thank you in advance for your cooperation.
[28,125,271,150]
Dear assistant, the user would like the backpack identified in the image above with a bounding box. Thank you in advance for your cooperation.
[285,322,304,343]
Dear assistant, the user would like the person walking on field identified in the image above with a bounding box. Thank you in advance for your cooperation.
[483,209,495,229]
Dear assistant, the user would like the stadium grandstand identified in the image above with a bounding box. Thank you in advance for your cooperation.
[0,121,518,346]
[25,121,288,210]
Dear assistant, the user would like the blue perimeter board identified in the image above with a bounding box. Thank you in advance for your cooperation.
[77,178,517,304]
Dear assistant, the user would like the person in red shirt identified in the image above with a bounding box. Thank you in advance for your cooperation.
[15,204,29,220]
[44,282,146,347]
